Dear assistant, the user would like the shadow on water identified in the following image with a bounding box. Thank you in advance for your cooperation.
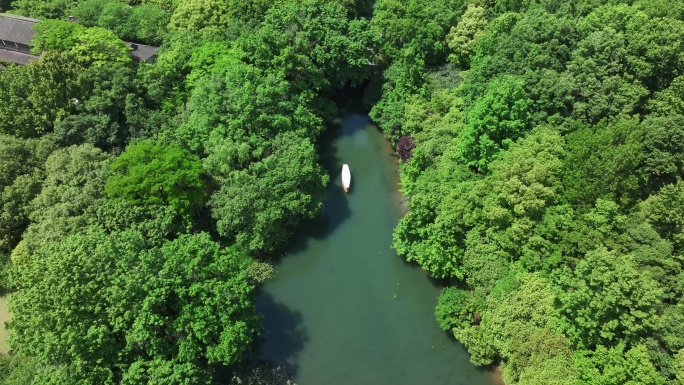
[284,89,372,256]
[212,292,307,383]
[253,291,309,377]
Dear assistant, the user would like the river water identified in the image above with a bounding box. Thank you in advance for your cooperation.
[256,99,496,385]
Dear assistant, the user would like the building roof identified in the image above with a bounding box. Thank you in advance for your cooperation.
[0,49,37,64]
[127,43,158,62]
[0,13,37,45]
[0,13,158,64]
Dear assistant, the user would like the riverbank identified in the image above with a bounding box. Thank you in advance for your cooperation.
[387,140,505,385]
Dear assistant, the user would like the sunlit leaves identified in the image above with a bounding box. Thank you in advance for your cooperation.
[8,229,259,383]
[106,140,205,216]
[446,4,488,68]
[573,344,666,385]
[458,76,532,172]
[555,248,663,349]
[210,132,327,253]
[0,52,84,138]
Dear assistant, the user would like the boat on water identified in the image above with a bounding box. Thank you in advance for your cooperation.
[341,164,351,192]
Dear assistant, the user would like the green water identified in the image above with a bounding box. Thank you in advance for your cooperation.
[256,104,496,385]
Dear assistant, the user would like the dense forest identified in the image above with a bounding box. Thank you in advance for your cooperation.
[0,0,682,384]
[376,0,684,384]
[0,0,373,383]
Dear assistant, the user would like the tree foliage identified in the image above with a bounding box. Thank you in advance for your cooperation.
[0,0,366,382]
[0,136,54,255]
[574,344,666,385]
[0,51,84,138]
[373,1,682,382]
[555,248,663,349]
[446,4,488,68]
[371,0,467,64]
[106,140,205,216]
[70,0,170,45]
[32,20,132,66]
[7,0,684,381]
[8,229,260,384]
[561,117,644,207]
[210,132,327,254]
[21,144,111,255]
[8,0,74,18]
[457,75,532,171]
[240,0,377,93]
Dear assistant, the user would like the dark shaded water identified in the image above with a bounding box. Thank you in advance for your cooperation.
[256,103,496,385]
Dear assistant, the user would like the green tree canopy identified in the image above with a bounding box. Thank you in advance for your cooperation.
[478,272,574,384]
[0,51,85,138]
[69,27,132,65]
[168,0,229,31]
[446,4,488,68]
[640,115,684,192]
[573,344,666,385]
[561,117,644,208]
[176,57,321,161]
[106,140,205,216]
[8,229,260,384]
[96,1,134,36]
[648,76,684,116]
[371,0,466,64]
[210,132,327,254]
[69,0,119,27]
[371,0,684,381]
[458,76,532,172]
[641,180,684,255]
[51,62,137,151]
[0,136,54,255]
[8,0,74,18]
[30,19,86,53]
[240,0,377,93]
[555,247,664,349]
[21,144,111,254]
[31,20,132,65]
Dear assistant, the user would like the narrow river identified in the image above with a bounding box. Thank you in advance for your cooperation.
[256,96,496,385]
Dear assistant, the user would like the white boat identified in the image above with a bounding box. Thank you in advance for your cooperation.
[341,164,351,192]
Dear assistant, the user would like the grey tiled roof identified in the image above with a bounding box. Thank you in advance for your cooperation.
[0,14,37,45]
[0,13,158,64]
[0,49,37,64]
[127,42,158,62]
